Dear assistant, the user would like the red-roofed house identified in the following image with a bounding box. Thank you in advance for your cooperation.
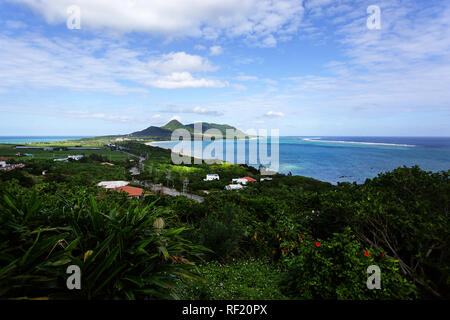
[115,186,144,199]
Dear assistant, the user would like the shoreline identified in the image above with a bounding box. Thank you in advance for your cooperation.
[147,136,259,146]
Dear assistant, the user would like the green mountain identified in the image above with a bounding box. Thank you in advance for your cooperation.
[186,122,247,137]
[161,119,194,133]
[130,120,249,140]
[130,126,172,139]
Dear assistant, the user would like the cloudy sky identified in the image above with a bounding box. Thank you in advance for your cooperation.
[0,0,449,136]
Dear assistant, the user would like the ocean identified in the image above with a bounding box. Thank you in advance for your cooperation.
[152,137,450,184]
[0,136,90,144]
[2,135,448,184]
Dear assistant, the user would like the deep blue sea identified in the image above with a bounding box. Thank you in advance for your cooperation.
[153,137,450,184]
[0,136,90,144]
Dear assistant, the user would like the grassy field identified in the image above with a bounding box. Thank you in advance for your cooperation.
[24,136,154,148]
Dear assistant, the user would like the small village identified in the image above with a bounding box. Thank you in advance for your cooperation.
[1,142,274,203]
[96,174,271,200]
[0,161,25,172]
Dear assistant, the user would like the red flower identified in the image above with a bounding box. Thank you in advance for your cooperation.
[301,235,305,239]
[382,253,385,257]
[364,251,370,257]
[315,242,320,247]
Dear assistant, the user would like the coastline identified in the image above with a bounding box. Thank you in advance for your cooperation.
[147,136,259,146]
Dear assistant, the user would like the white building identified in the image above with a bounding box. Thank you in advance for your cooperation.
[204,174,220,181]
[224,184,244,190]
[53,155,84,162]
[232,178,248,185]
[68,155,84,161]
[260,177,273,181]
[97,181,130,189]
[232,177,257,185]
[0,161,6,168]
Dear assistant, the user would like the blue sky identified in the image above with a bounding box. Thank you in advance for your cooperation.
[0,0,449,136]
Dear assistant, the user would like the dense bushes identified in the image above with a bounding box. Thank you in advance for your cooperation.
[280,230,417,299]
[176,259,287,300]
[352,166,449,298]
[0,169,34,187]
[296,166,450,298]
[1,157,448,300]
[188,166,449,299]
[197,204,245,261]
[0,189,208,299]
[42,162,129,186]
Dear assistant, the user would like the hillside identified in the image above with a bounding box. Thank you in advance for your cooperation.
[130,126,172,139]
[131,120,249,140]
[161,119,194,133]
[186,122,247,137]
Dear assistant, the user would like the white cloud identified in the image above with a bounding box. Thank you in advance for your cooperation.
[192,106,223,116]
[4,20,28,29]
[261,35,277,47]
[265,111,285,117]
[170,116,182,122]
[286,0,450,117]
[147,72,227,89]
[209,45,223,56]
[160,105,223,116]
[236,75,259,81]
[0,34,226,92]
[305,0,334,9]
[149,51,217,74]
[64,110,135,122]
[231,83,247,91]
[8,0,304,46]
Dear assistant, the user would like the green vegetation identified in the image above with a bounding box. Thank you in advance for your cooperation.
[122,141,254,193]
[131,126,173,140]
[161,119,194,133]
[0,147,128,161]
[280,230,417,299]
[0,187,208,299]
[131,120,250,139]
[176,259,287,300]
[0,141,448,300]
[185,122,247,137]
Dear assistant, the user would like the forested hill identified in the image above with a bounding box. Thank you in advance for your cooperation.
[130,120,249,139]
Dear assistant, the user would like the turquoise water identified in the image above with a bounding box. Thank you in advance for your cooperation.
[2,135,448,184]
[0,136,90,144]
[153,137,450,184]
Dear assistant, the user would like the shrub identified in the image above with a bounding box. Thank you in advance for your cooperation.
[197,204,245,261]
[353,166,449,298]
[0,170,34,187]
[176,258,287,300]
[280,229,417,299]
[0,191,208,299]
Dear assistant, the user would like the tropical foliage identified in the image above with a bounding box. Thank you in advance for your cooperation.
[0,140,448,300]
[0,187,208,299]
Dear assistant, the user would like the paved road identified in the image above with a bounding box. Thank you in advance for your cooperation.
[132,179,204,203]
[122,149,204,203]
